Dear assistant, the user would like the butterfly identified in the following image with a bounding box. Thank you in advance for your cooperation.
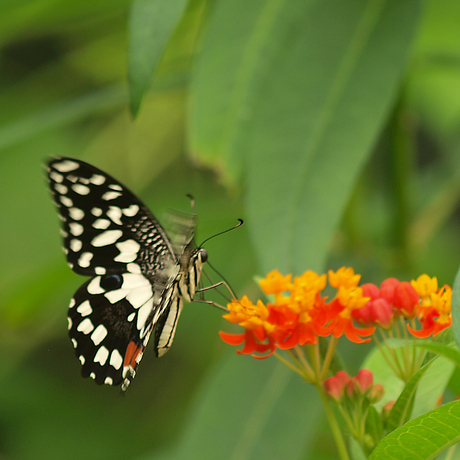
[47,157,208,391]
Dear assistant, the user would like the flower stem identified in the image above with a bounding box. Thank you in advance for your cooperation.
[273,351,308,379]
[316,384,351,460]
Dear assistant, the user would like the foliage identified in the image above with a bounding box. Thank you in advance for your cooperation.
[1,0,460,459]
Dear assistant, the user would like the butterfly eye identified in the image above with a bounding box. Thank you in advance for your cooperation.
[198,248,208,264]
[100,274,123,291]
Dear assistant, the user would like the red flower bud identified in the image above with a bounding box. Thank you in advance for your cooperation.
[393,281,419,317]
[369,384,384,403]
[371,298,394,328]
[361,283,380,299]
[335,370,350,385]
[379,278,399,304]
[355,369,373,394]
[381,400,395,420]
[324,376,344,402]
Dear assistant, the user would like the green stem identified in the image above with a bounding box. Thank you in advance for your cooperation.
[373,333,401,377]
[273,351,309,379]
[321,336,338,380]
[317,384,351,460]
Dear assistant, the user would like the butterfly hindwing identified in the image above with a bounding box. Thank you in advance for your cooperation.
[68,272,173,387]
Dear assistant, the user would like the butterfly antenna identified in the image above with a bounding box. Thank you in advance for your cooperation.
[198,219,243,249]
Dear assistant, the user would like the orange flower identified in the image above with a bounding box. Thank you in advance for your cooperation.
[328,267,361,289]
[408,284,452,338]
[323,286,375,343]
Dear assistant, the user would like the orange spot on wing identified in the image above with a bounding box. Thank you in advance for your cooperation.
[124,341,142,368]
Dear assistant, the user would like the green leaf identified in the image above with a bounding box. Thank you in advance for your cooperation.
[148,353,321,460]
[190,0,422,273]
[413,341,460,369]
[386,358,435,432]
[366,404,384,449]
[369,401,460,460]
[362,345,454,418]
[128,0,189,115]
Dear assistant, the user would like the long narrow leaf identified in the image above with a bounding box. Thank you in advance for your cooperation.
[190,0,422,273]
[128,0,189,115]
[386,358,435,432]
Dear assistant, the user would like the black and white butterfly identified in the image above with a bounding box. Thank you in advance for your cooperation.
[47,157,209,391]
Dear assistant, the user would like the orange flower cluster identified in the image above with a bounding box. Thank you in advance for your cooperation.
[220,269,452,358]
[219,267,375,358]
[353,274,452,338]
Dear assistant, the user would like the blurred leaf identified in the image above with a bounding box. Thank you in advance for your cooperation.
[386,358,434,432]
[369,400,460,460]
[366,404,384,449]
[190,0,422,274]
[412,340,460,368]
[0,86,127,152]
[362,345,454,418]
[128,0,190,115]
[147,354,321,460]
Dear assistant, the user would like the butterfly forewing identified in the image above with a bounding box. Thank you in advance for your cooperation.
[48,158,175,278]
[47,157,204,391]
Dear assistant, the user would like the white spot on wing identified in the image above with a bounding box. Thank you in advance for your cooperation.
[91,324,108,346]
[71,183,90,195]
[69,207,84,220]
[69,222,84,236]
[78,252,93,268]
[93,219,111,230]
[95,266,106,275]
[76,300,92,317]
[91,230,123,247]
[104,377,113,385]
[123,205,139,217]
[67,317,72,330]
[94,346,109,365]
[114,239,140,263]
[87,277,104,294]
[70,239,82,252]
[60,196,73,207]
[77,318,94,334]
[102,191,122,201]
[127,312,135,322]
[71,338,78,348]
[121,273,152,290]
[91,207,103,216]
[55,184,68,194]
[109,184,123,191]
[89,174,106,185]
[53,160,79,172]
[107,207,123,225]
[69,298,76,308]
[49,171,64,183]
[127,263,141,274]
[79,355,85,365]
[110,349,123,370]
[137,298,154,330]
[104,288,127,304]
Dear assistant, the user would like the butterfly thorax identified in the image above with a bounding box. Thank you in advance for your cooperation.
[177,247,207,302]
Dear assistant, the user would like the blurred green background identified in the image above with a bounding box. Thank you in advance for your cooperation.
[1,0,460,459]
